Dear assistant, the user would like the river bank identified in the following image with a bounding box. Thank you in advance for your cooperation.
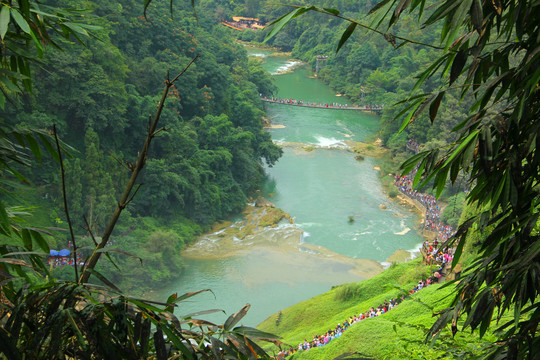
[163,47,424,326]
[182,196,384,279]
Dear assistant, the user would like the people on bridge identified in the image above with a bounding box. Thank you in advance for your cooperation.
[260,95,384,111]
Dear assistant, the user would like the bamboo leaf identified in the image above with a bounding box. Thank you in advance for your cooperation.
[232,326,282,340]
[10,9,30,34]
[66,310,87,351]
[411,54,449,94]
[143,0,152,18]
[38,133,60,163]
[0,258,29,266]
[450,49,467,85]
[24,133,41,162]
[429,91,445,123]
[21,228,32,249]
[368,0,393,15]
[442,131,479,167]
[398,101,421,133]
[264,6,314,43]
[153,328,168,360]
[451,234,466,269]
[394,0,412,19]
[140,319,151,356]
[63,22,88,36]
[0,327,21,360]
[96,247,142,264]
[0,201,11,233]
[471,0,483,33]
[336,22,357,53]
[0,6,10,40]
[85,268,122,293]
[160,326,194,360]
[28,229,52,253]
[323,8,340,15]
[424,1,461,26]
[413,158,426,188]
[184,318,219,327]
[400,151,430,175]
[175,289,214,303]
[224,304,250,331]
[183,308,225,318]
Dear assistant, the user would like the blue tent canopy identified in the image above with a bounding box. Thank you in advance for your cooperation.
[49,249,59,256]
[58,249,70,257]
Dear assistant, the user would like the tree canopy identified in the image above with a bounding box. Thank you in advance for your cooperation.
[0,0,285,358]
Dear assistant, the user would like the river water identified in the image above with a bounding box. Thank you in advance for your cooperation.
[157,48,423,326]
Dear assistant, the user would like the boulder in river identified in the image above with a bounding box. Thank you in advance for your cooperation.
[255,197,275,208]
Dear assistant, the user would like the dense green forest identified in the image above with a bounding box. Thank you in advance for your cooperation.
[234,0,470,219]
[1,0,538,358]
[1,0,284,292]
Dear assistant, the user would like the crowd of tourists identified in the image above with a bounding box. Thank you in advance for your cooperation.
[406,138,421,153]
[394,173,454,242]
[260,96,385,110]
[275,265,446,359]
[48,235,114,268]
[48,255,86,267]
[423,239,454,266]
[394,138,456,243]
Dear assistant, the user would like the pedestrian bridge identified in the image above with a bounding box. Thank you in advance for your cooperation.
[261,97,383,113]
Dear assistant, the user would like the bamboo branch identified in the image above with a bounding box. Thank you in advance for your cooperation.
[79,55,199,284]
[83,215,99,247]
[124,183,142,208]
[53,124,79,282]
[152,127,168,137]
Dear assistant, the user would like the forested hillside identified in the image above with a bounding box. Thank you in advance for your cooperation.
[234,0,469,221]
[256,3,450,144]
[1,0,282,292]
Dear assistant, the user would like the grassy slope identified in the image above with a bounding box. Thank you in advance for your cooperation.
[258,259,495,359]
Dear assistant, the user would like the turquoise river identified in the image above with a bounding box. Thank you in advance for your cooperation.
[157,48,423,326]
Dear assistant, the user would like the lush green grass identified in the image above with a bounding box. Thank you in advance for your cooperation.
[258,259,495,359]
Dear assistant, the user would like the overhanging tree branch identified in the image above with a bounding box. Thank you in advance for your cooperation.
[53,124,78,282]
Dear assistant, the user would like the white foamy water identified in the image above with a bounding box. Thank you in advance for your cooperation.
[394,227,411,235]
[299,231,310,243]
[250,52,267,58]
[407,242,424,256]
[296,222,320,228]
[272,60,302,75]
[314,136,346,148]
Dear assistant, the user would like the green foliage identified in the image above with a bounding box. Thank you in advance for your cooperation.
[95,216,202,293]
[441,193,466,228]
[259,260,492,359]
[0,1,99,109]
[1,282,281,359]
[375,2,540,358]
[0,0,282,292]
[388,188,399,198]
[0,1,284,358]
